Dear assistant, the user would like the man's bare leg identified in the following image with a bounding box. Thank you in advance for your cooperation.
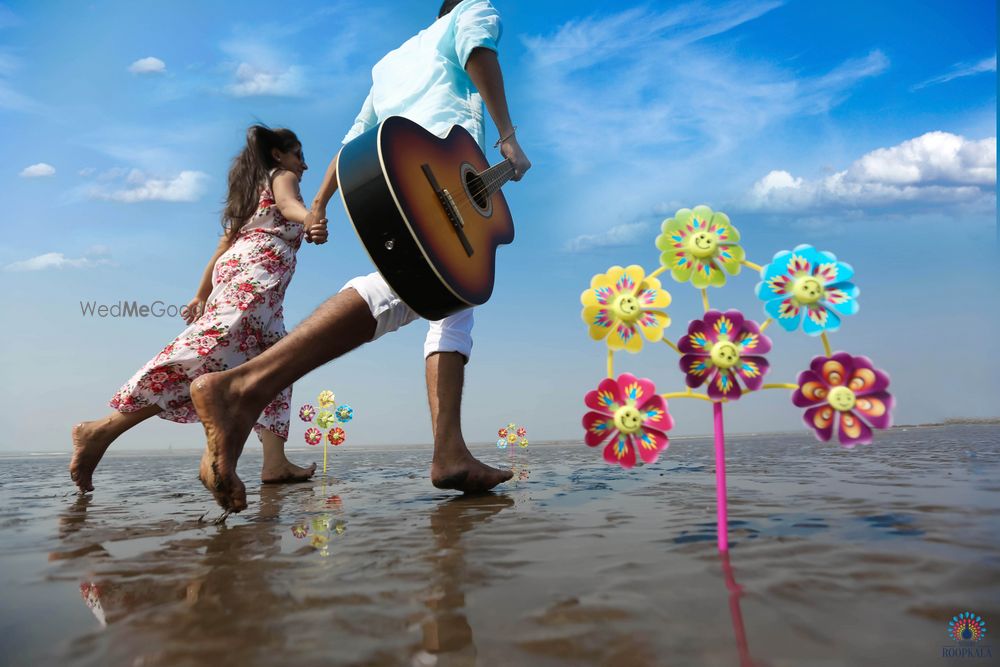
[427,351,513,492]
[191,289,377,512]
[71,404,163,492]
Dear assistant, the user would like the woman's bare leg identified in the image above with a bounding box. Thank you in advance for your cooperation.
[259,428,316,483]
[70,404,163,492]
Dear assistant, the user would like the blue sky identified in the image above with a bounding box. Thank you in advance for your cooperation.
[0,0,996,453]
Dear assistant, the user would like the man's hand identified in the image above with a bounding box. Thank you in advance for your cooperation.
[304,208,329,245]
[501,135,531,181]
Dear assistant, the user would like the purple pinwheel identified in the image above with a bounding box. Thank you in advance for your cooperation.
[678,310,771,401]
[792,352,894,447]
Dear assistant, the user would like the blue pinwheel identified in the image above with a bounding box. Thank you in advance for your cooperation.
[755,244,859,335]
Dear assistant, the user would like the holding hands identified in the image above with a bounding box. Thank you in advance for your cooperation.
[304,207,328,244]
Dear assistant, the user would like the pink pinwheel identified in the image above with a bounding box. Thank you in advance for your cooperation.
[792,352,893,447]
[678,310,771,401]
[582,373,674,468]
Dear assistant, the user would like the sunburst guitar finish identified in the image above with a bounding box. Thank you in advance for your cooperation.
[336,116,516,321]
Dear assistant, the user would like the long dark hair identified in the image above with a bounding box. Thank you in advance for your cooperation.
[222,124,300,241]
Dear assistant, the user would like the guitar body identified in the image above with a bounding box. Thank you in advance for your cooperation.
[336,116,514,321]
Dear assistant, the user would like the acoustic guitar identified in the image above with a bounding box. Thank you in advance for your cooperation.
[336,115,516,321]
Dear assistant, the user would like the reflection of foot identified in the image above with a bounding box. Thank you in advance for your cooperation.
[70,421,113,492]
[261,460,317,484]
[431,453,513,493]
[191,372,256,512]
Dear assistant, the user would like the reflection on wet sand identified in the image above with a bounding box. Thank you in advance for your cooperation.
[7,426,998,666]
[418,494,514,665]
[720,552,757,667]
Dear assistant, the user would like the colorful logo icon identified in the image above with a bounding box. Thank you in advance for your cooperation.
[948,612,987,642]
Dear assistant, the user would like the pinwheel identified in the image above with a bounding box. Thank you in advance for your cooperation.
[297,390,358,474]
[327,426,346,446]
[580,265,671,353]
[578,205,894,551]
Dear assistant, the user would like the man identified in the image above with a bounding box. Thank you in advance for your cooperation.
[192,0,531,512]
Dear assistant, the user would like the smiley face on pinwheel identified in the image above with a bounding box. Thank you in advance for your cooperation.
[678,310,772,401]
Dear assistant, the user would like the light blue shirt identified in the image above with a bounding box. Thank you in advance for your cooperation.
[342,0,502,151]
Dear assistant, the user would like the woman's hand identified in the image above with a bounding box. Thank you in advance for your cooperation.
[183,296,206,324]
[304,207,329,245]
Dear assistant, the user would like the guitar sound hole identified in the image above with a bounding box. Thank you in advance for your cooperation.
[461,163,492,216]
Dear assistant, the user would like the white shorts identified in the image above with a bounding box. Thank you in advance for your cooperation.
[341,272,474,361]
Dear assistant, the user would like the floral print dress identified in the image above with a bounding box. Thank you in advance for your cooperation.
[110,174,303,440]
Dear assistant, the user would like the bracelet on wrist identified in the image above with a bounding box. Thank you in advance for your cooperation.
[493,125,517,148]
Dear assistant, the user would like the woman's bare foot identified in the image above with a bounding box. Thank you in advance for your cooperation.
[431,452,513,493]
[70,421,114,492]
[190,371,262,513]
[261,460,317,484]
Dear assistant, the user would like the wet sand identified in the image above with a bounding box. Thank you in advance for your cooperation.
[1,424,998,666]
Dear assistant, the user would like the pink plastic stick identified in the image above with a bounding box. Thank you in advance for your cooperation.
[713,401,729,552]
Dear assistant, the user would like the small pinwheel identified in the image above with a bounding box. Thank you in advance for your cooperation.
[496,438,507,449]
[519,438,529,448]
[498,428,508,438]
[581,265,671,353]
[756,244,859,335]
[656,205,745,289]
[678,310,772,401]
[516,427,527,437]
[317,390,336,408]
[792,352,893,447]
[583,373,674,468]
[335,405,354,423]
[304,427,322,446]
[327,426,346,445]
[316,410,336,429]
[298,404,315,422]
[291,523,309,538]
[507,432,518,444]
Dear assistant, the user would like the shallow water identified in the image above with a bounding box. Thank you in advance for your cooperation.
[1,424,998,666]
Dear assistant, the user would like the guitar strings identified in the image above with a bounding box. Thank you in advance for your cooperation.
[445,160,515,216]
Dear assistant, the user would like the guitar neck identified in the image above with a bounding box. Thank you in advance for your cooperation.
[478,160,515,198]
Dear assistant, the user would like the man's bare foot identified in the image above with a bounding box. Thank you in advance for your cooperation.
[261,460,317,484]
[70,421,114,493]
[431,453,513,493]
[191,371,259,513]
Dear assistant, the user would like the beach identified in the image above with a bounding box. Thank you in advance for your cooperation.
[1,423,998,666]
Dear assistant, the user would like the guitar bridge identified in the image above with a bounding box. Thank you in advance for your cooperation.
[421,164,474,257]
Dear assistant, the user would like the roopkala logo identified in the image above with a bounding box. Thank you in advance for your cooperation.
[942,612,991,659]
[949,612,987,642]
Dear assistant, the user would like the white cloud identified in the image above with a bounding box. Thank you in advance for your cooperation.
[564,221,653,253]
[226,62,304,97]
[523,2,888,169]
[4,252,111,272]
[747,131,996,211]
[88,170,209,203]
[19,162,55,178]
[128,56,166,74]
[913,54,997,90]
